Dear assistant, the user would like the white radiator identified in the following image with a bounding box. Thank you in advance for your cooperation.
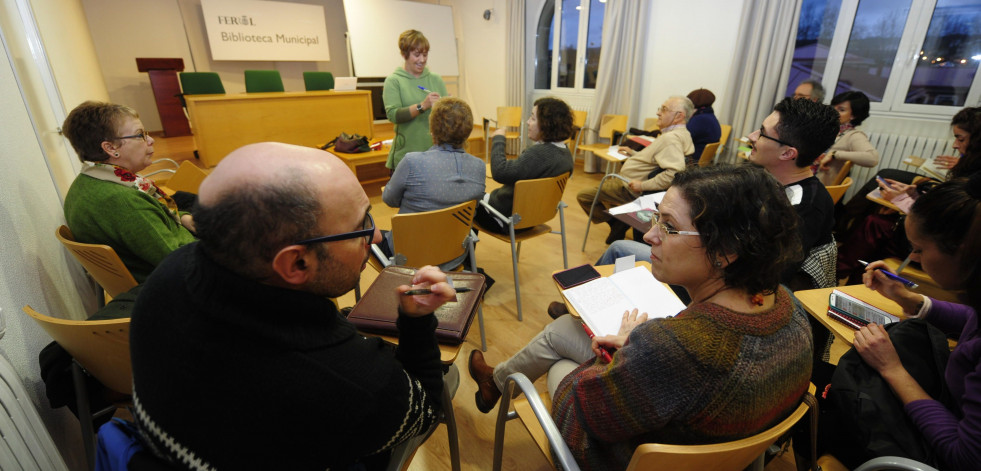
[0,354,69,471]
[843,132,954,202]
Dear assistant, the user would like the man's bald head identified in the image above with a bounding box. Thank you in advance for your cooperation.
[193,142,363,279]
[200,142,356,206]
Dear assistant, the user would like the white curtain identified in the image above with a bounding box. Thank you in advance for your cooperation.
[505,0,526,153]
[583,0,650,173]
[718,0,802,163]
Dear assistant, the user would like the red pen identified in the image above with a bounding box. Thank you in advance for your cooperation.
[581,322,614,363]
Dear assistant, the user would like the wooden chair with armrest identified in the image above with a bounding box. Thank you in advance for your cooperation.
[473,174,570,321]
[697,142,722,168]
[818,454,939,471]
[492,373,818,471]
[577,114,629,173]
[643,117,660,132]
[22,305,131,471]
[158,160,208,196]
[568,110,588,160]
[55,225,138,302]
[825,177,854,205]
[831,160,854,186]
[581,173,632,251]
[718,124,732,155]
[369,200,486,352]
[483,106,524,161]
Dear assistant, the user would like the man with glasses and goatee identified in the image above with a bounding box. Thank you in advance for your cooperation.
[130,142,456,470]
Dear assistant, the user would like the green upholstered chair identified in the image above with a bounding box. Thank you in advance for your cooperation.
[244,70,285,93]
[178,72,225,95]
[303,71,335,91]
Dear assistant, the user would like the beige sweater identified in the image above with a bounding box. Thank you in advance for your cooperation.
[619,126,693,192]
[817,129,879,185]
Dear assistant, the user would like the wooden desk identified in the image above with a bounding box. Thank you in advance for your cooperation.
[865,192,904,213]
[794,284,904,346]
[610,209,651,235]
[332,145,390,185]
[594,146,628,174]
[185,90,374,167]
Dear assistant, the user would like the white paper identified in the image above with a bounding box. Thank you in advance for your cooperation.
[608,192,666,215]
[606,146,628,161]
[563,266,686,337]
[614,255,635,274]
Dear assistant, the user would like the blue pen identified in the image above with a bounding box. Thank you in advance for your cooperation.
[858,260,919,289]
[418,85,434,93]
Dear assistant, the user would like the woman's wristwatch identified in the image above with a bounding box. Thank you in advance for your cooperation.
[416,103,424,112]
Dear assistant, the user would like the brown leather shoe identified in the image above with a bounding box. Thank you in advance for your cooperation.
[547,301,569,320]
[468,349,501,413]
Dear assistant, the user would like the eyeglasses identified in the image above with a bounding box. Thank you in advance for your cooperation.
[756,126,795,148]
[296,212,376,246]
[115,130,149,142]
[658,106,681,114]
[651,211,700,237]
[792,93,810,100]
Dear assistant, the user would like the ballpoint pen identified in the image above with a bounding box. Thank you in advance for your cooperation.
[417,85,434,93]
[401,287,473,296]
[858,260,919,289]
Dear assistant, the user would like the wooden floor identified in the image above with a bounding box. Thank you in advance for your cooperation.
[148,131,802,471]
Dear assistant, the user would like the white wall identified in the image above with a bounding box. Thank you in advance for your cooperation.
[0,12,96,471]
[637,0,746,124]
[451,0,507,122]
[81,0,353,133]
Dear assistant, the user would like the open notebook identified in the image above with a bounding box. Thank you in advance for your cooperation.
[561,266,685,337]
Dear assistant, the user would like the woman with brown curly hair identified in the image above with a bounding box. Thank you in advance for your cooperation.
[469,164,813,470]
[61,101,195,283]
[473,96,574,233]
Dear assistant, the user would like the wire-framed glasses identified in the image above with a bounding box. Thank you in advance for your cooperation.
[651,211,700,237]
[115,130,149,142]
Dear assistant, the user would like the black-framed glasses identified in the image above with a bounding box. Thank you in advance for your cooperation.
[757,126,794,148]
[115,130,149,142]
[296,212,375,246]
[651,211,700,237]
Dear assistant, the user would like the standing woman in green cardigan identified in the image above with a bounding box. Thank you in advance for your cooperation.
[383,29,448,172]
[61,101,195,283]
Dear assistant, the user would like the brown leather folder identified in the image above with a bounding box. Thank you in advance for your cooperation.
[347,266,486,345]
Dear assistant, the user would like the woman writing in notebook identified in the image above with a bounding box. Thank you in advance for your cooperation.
[853,175,981,470]
[469,164,812,470]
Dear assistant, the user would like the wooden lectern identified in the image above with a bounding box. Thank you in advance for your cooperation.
[136,58,190,137]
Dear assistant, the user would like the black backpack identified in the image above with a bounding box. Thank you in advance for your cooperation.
[822,318,951,469]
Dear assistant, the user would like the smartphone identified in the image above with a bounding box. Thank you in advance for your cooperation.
[875,176,894,190]
[552,264,601,290]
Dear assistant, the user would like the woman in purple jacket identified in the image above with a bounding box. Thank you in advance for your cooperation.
[857,175,981,469]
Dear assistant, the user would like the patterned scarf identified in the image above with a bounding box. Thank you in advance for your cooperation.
[80,162,182,223]
[838,123,855,137]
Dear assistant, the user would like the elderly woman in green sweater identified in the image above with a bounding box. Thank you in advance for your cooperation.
[61,101,195,283]
[469,164,813,470]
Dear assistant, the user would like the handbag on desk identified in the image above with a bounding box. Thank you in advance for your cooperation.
[322,132,371,153]
[347,266,486,345]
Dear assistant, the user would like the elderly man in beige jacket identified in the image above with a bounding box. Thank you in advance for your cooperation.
[577,95,695,243]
